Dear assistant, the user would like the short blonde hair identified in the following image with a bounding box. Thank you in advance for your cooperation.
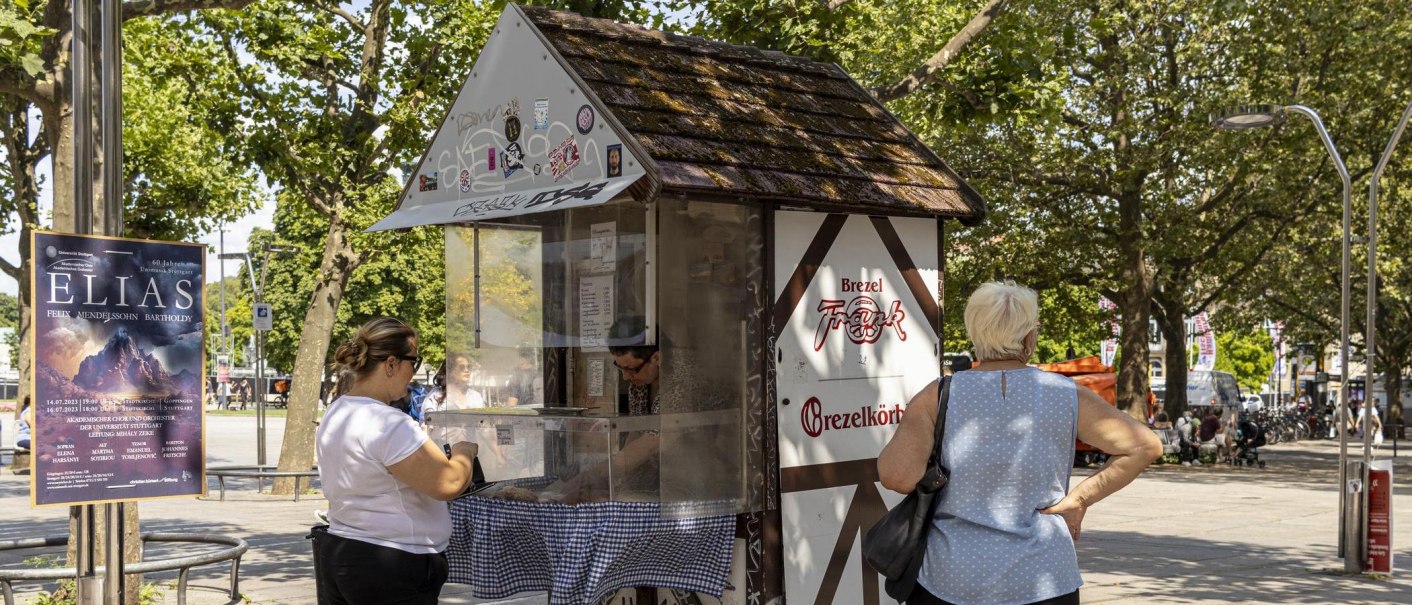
[964,281,1039,362]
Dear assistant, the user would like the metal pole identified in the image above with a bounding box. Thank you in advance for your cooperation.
[71,1,101,602]
[256,253,272,467]
[76,504,99,605]
[257,330,265,466]
[1360,98,1412,572]
[220,230,228,404]
[72,0,94,236]
[103,502,123,604]
[1282,106,1355,567]
[100,0,126,597]
[100,0,122,236]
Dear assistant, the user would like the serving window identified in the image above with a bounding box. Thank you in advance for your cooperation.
[439,196,763,513]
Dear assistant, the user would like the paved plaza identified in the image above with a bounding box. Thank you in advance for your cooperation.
[2,416,1410,604]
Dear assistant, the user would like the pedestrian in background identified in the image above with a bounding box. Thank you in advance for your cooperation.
[15,396,31,451]
[879,281,1161,605]
[315,317,478,605]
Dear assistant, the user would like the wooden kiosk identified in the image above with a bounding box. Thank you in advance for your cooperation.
[371,5,987,604]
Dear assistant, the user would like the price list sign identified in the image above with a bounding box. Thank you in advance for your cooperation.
[31,232,206,506]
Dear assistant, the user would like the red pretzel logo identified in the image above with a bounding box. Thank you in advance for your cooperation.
[801,396,824,437]
[814,296,907,351]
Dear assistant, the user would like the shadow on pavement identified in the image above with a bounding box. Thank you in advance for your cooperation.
[1078,530,1411,604]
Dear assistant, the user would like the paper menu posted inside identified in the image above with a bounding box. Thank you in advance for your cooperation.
[579,274,614,350]
[590,222,616,273]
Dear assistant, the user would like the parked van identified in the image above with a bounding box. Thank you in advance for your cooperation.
[1186,370,1243,441]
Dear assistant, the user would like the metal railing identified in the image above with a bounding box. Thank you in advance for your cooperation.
[0,532,248,605]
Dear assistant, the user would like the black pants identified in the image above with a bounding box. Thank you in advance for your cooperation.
[908,587,1079,605]
[312,528,449,605]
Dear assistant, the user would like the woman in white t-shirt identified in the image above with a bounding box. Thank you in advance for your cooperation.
[315,317,479,605]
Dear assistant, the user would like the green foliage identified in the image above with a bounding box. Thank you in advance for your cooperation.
[0,291,16,328]
[1213,328,1275,392]
[259,197,448,373]
[678,0,1412,405]
[0,1,51,78]
[122,17,264,241]
[204,275,253,365]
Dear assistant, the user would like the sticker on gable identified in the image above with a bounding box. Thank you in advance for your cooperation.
[459,169,472,193]
[576,104,594,135]
[488,147,496,172]
[534,98,549,130]
[606,144,622,178]
[505,115,522,142]
[503,97,521,118]
[533,164,542,176]
[419,172,439,192]
[549,135,581,181]
[501,142,526,178]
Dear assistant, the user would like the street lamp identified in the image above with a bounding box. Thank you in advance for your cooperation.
[1361,99,1412,572]
[219,244,302,466]
[1217,100,1412,573]
[1213,104,1357,571]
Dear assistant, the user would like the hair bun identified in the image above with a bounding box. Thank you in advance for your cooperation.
[332,338,370,371]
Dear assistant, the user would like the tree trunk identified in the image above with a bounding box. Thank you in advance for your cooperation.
[1114,194,1151,420]
[1156,294,1189,420]
[45,104,75,231]
[273,215,361,494]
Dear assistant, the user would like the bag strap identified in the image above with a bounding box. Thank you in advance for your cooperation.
[930,376,951,462]
[915,376,952,493]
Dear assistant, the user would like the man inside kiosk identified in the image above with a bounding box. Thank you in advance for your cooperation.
[547,317,663,502]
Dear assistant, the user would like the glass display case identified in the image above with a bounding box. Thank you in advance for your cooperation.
[427,408,661,504]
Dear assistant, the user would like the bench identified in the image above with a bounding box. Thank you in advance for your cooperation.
[3,448,29,475]
[1152,428,1181,455]
[206,466,319,502]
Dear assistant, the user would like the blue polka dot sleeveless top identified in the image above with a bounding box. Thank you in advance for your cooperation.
[918,367,1083,605]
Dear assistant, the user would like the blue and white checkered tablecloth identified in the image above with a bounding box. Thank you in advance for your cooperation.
[448,496,735,605]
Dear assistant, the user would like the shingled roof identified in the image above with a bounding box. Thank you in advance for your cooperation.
[521,6,987,221]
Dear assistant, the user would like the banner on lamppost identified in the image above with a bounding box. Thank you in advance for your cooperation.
[1267,321,1285,387]
[1192,312,1217,371]
[30,232,206,507]
[1099,296,1119,367]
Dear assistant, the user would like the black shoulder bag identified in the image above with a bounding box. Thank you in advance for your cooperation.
[863,376,952,602]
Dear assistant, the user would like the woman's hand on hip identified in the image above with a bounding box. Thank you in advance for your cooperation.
[1040,494,1088,542]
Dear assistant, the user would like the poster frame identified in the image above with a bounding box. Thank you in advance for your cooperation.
[29,230,208,508]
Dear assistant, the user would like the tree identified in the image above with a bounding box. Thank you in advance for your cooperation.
[1212,328,1275,392]
[3,3,263,591]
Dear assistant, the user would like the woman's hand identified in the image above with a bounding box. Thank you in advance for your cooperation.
[449,441,479,460]
[1040,494,1088,542]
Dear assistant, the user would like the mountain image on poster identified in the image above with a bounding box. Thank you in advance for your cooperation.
[64,327,196,396]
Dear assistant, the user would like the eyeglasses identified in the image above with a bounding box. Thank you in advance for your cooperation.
[613,358,651,375]
[395,355,423,372]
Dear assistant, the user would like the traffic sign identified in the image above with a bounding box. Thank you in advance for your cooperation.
[253,303,273,331]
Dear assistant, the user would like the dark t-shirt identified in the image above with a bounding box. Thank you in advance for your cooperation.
[1199,415,1222,442]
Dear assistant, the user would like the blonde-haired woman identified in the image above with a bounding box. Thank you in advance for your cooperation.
[879,281,1161,605]
[315,317,479,605]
